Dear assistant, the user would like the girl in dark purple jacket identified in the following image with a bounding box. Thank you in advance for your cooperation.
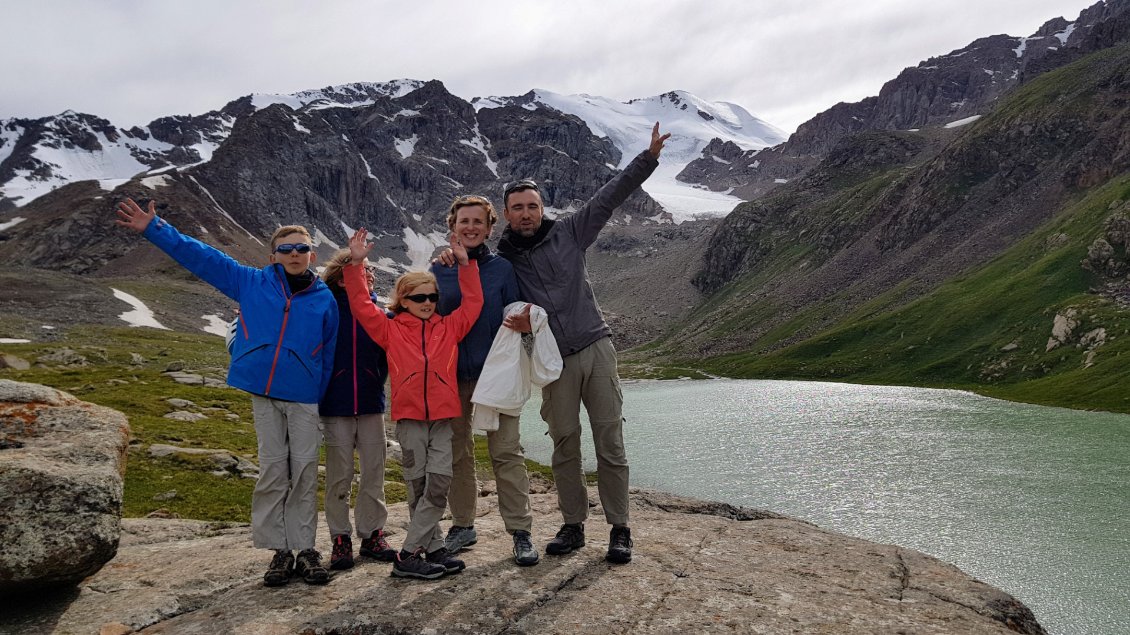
[319,249,396,569]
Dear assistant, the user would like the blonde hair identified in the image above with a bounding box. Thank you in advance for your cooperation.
[445,194,497,231]
[270,225,312,249]
[388,271,438,313]
[320,248,354,288]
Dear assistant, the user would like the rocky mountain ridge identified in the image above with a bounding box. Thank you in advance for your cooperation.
[679,0,1130,201]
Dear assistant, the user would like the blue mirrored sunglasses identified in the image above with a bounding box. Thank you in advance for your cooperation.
[274,243,311,254]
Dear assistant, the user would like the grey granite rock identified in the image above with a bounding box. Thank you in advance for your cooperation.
[0,379,130,593]
[0,488,1045,634]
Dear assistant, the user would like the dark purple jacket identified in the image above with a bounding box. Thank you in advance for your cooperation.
[319,289,388,416]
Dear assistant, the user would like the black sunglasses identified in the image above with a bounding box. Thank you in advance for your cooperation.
[404,293,440,303]
[274,243,311,254]
[503,179,540,198]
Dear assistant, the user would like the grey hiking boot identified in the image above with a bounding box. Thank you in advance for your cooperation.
[426,547,466,575]
[606,526,633,564]
[392,549,447,580]
[295,549,330,584]
[512,530,539,566]
[545,523,585,555]
[444,525,478,552]
[263,549,293,587]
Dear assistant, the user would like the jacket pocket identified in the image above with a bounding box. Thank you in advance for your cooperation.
[286,348,316,379]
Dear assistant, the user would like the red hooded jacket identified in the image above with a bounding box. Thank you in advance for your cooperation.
[343,261,482,422]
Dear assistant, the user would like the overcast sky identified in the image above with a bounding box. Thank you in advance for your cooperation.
[0,0,1101,134]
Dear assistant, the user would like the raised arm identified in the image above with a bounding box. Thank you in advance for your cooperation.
[343,229,390,347]
[566,122,666,250]
[115,197,255,301]
[448,259,482,341]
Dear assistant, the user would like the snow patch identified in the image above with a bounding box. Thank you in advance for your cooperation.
[774,178,789,184]
[711,155,731,164]
[0,216,26,231]
[395,135,419,159]
[401,227,448,271]
[1013,37,1029,58]
[944,115,982,129]
[141,174,173,189]
[292,117,311,134]
[0,338,31,344]
[98,178,130,192]
[373,257,400,275]
[201,314,229,337]
[312,228,340,251]
[1055,23,1076,45]
[112,288,169,330]
[459,125,499,177]
[358,153,379,181]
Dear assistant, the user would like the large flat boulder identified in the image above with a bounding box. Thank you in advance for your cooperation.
[0,379,130,592]
[0,488,1045,634]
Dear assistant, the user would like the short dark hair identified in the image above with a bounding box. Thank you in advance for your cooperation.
[503,179,540,207]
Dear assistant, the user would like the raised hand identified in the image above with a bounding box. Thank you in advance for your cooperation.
[115,198,157,233]
[649,122,671,159]
[449,233,469,266]
[349,228,374,262]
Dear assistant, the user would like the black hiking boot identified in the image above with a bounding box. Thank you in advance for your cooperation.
[295,549,330,584]
[263,549,293,587]
[392,549,446,580]
[426,547,466,575]
[606,526,633,564]
[545,523,585,555]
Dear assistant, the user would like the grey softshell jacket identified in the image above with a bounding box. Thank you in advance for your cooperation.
[497,150,659,358]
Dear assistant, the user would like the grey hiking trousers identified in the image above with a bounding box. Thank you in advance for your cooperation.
[541,337,629,526]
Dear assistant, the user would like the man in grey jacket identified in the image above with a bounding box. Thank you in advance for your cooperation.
[496,123,669,564]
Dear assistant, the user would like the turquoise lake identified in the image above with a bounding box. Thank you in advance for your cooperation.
[515,379,1130,635]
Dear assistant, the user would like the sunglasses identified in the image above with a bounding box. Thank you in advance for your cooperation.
[403,293,440,303]
[274,243,311,254]
[503,179,540,198]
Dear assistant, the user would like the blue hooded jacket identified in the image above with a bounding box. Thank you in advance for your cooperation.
[431,245,520,381]
[319,289,389,416]
[143,216,338,403]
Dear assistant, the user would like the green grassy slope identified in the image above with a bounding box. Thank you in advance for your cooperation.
[697,176,1130,413]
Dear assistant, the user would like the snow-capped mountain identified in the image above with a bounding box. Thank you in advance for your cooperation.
[0,79,430,212]
[0,82,778,223]
[475,90,786,220]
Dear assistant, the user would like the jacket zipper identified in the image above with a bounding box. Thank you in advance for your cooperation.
[264,267,312,396]
[421,318,430,421]
[526,252,567,352]
[352,317,359,414]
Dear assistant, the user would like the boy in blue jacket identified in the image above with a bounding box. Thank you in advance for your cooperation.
[115,197,338,587]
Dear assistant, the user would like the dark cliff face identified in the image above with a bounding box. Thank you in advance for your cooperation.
[0,80,664,274]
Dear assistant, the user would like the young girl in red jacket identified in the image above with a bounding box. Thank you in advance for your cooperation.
[343,227,482,580]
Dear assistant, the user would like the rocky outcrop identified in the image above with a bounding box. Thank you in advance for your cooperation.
[0,379,130,592]
[0,489,1045,634]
